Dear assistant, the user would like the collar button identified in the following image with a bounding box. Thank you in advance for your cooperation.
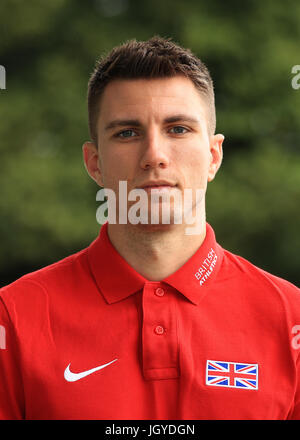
[155,287,165,297]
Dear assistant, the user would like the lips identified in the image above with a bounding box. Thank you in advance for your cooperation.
[138,180,177,189]
[143,186,174,194]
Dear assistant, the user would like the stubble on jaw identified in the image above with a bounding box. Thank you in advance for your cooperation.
[110,221,186,259]
[107,193,207,259]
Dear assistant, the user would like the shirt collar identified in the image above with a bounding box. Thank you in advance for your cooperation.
[87,222,224,305]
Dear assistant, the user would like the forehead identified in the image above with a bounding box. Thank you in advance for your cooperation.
[98,76,207,125]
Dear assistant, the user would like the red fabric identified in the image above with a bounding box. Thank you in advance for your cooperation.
[0,222,300,419]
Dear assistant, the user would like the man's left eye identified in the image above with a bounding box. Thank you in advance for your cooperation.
[169,126,188,134]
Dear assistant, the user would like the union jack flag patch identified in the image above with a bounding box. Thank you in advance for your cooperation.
[206,360,258,390]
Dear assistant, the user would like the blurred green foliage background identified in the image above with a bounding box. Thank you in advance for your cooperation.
[0,0,299,287]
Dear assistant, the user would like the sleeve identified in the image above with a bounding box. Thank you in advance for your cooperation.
[287,353,300,420]
[287,318,300,419]
[0,295,25,420]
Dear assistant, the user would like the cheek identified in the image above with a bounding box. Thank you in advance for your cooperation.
[176,143,210,185]
[100,150,136,186]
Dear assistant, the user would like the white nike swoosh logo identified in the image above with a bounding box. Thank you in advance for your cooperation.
[64,359,118,382]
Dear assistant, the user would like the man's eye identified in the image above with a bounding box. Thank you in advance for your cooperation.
[169,126,188,134]
[117,129,137,138]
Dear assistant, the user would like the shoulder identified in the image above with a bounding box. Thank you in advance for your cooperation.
[223,248,298,290]
[0,246,90,306]
[220,247,300,309]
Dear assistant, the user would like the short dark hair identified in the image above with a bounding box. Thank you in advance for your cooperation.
[87,36,216,143]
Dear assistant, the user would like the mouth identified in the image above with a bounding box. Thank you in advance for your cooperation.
[138,181,177,193]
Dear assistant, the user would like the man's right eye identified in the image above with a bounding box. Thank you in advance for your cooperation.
[116,129,138,138]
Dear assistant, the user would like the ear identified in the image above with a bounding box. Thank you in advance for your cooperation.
[207,134,224,182]
[82,141,104,187]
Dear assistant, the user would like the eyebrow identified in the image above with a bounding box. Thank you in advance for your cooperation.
[104,114,200,131]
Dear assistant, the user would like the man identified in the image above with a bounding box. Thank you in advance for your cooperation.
[0,37,299,420]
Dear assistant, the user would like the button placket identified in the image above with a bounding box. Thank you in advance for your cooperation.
[142,283,179,380]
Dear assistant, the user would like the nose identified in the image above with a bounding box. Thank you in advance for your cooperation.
[139,130,170,170]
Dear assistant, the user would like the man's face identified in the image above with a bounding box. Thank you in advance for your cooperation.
[83,75,224,226]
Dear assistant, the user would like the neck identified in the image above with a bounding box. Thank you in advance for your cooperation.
[107,213,207,281]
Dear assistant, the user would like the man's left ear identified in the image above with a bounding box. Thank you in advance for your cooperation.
[207,134,224,182]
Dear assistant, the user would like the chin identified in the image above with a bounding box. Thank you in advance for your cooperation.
[132,223,178,233]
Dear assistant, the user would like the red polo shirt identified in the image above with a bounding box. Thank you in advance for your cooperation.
[0,222,300,420]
